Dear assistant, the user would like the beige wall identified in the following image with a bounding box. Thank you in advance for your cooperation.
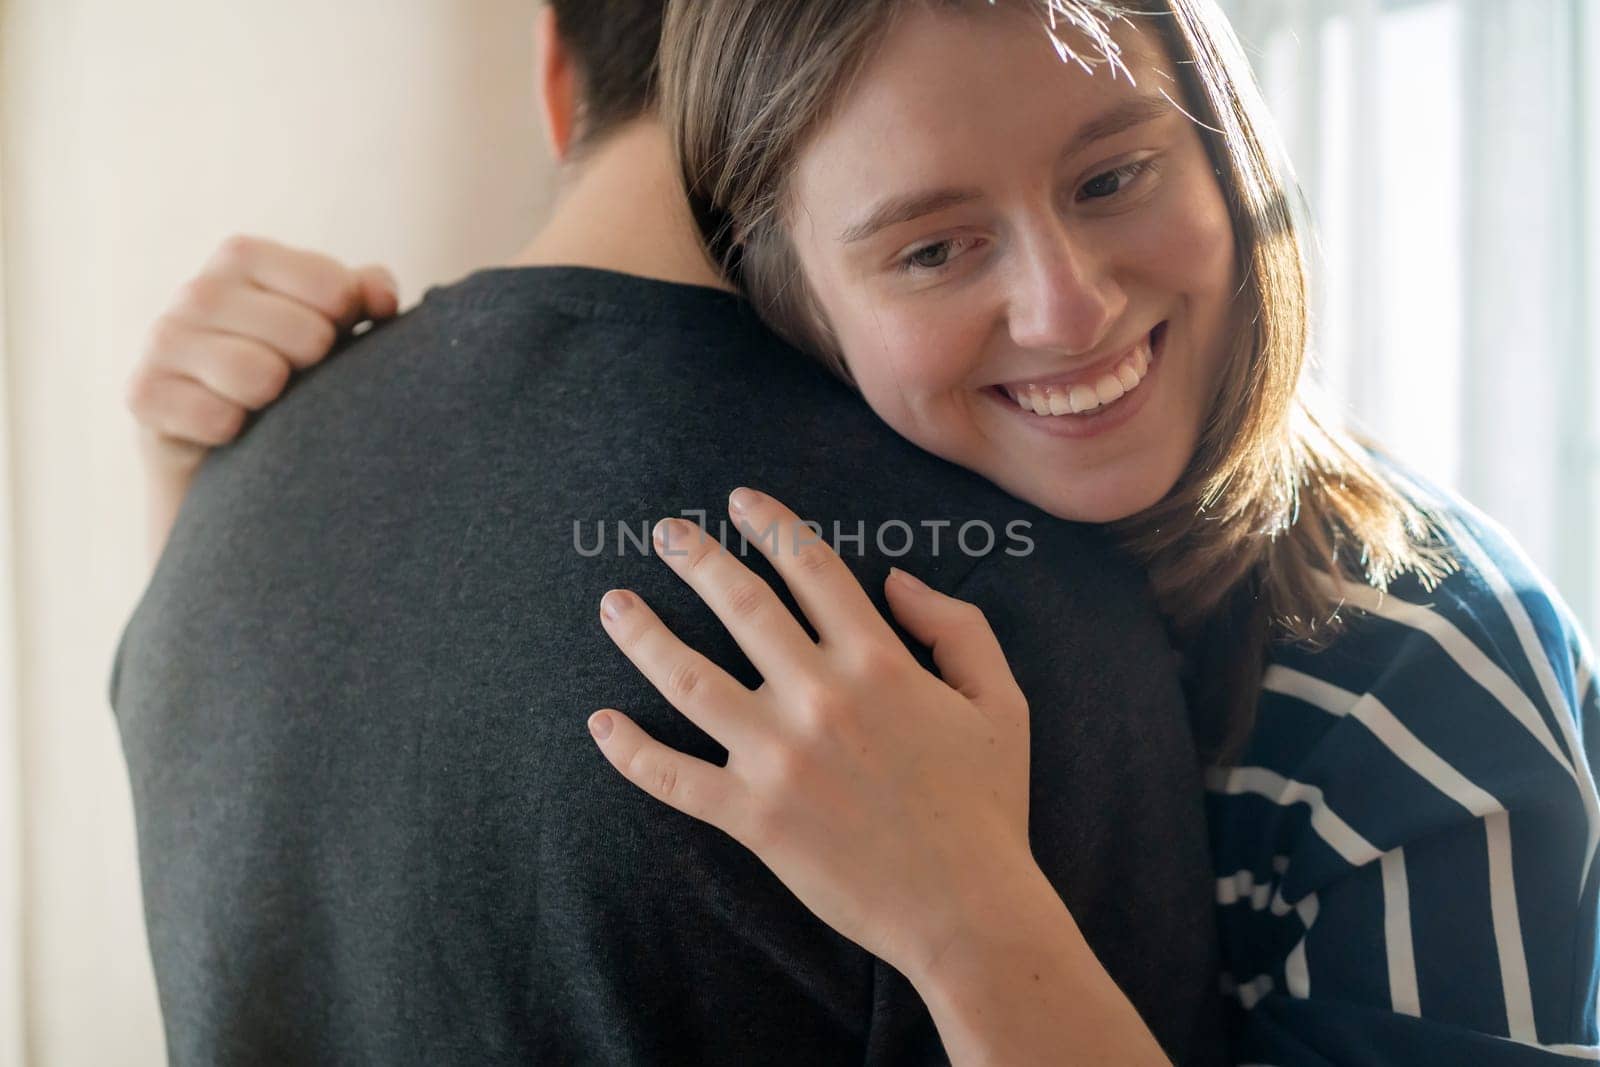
[0,3,553,1063]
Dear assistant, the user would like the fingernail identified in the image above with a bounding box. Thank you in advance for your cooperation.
[601,590,633,620]
[729,487,762,514]
[890,566,928,592]
[652,518,674,546]
[588,712,613,741]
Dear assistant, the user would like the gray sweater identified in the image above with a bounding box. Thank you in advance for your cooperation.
[110,266,1224,1065]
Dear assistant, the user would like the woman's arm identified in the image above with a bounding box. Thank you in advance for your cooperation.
[911,859,1168,1066]
[125,235,398,569]
[585,488,1167,1065]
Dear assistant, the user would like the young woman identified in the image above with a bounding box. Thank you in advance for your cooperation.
[606,0,1595,1062]
[126,1,1597,1063]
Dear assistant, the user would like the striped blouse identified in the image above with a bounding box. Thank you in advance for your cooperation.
[1206,469,1600,1065]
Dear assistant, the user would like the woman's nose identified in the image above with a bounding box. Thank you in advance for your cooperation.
[1005,228,1125,356]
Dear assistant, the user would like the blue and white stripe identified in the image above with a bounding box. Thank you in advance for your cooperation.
[1207,475,1600,1064]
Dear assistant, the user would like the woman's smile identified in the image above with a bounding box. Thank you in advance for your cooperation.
[984,319,1166,439]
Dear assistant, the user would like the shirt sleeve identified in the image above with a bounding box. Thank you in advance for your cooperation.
[1206,537,1600,1066]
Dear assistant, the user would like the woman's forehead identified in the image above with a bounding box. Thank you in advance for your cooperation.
[860,6,1170,124]
[799,6,1178,182]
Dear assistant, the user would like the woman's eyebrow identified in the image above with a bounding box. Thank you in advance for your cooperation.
[840,189,983,245]
[1062,93,1176,159]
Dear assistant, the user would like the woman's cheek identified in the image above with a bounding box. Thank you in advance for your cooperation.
[1164,179,1238,292]
[848,301,977,397]
[1105,204,1177,264]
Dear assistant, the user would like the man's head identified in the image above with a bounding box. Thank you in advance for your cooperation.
[540,0,667,159]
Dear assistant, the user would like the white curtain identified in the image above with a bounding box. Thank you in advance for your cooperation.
[1220,0,1600,634]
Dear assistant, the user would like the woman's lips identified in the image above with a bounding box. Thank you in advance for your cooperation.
[986,321,1167,438]
[993,321,1166,412]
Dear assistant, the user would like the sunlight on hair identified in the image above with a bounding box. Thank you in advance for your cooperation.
[999,0,1137,81]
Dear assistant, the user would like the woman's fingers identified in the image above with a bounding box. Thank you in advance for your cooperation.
[126,372,248,447]
[724,487,898,652]
[168,277,340,371]
[586,708,747,838]
[882,567,1026,716]
[202,234,388,330]
[150,329,292,412]
[598,587,767,753]
[651,516,822,681]
[352,264,401,325]
[128,236,396,461]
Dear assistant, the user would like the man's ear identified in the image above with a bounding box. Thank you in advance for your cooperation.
[535,4,580,162]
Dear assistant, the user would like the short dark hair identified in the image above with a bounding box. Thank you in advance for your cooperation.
[549,0,667,148]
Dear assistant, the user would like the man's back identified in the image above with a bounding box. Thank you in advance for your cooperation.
[111,266,1224,1065]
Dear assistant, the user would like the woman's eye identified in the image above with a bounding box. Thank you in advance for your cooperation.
[899,236,980,275]
[1078,159,1157,202]
[907,242,953,270]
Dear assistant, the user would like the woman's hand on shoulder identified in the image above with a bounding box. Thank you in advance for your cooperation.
[126,233,398,477]
[126,234,398,565]
[588,487,1041,982]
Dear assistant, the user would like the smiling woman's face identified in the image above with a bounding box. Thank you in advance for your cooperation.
[786,6,1240,523]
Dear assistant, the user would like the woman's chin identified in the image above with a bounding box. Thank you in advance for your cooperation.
[1024,468,1180,526]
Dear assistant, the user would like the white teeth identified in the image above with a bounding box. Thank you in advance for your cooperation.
[1002,329,1157,417]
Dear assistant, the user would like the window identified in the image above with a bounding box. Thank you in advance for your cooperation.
[1223,0,1598,634]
